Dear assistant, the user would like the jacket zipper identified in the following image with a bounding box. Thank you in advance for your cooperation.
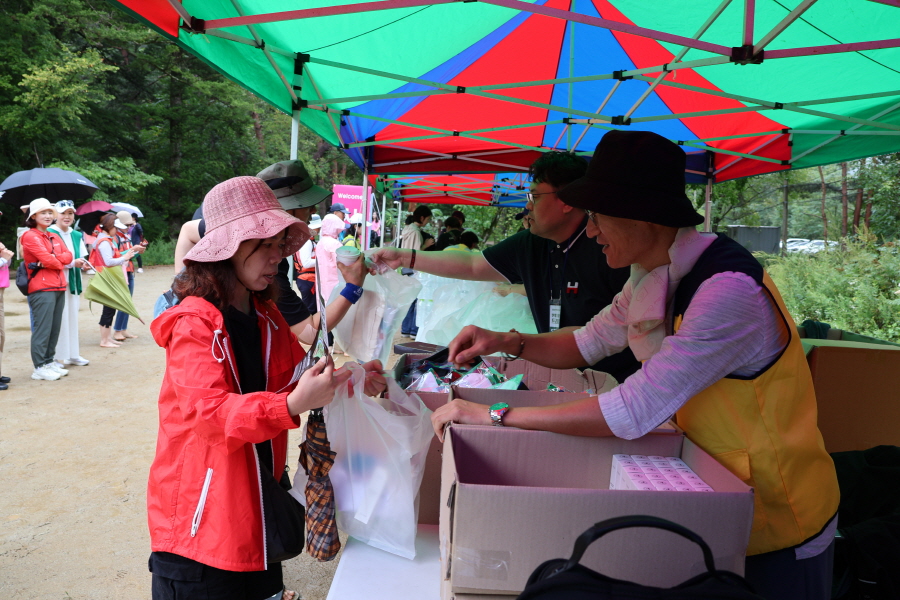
[191,468,214,537]
[253,444,268,567]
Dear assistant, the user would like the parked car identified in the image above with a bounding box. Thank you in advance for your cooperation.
[796,239,839,254]
[781,238,811,252]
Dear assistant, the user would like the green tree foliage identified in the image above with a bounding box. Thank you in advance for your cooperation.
[766,235,900,342]
[0,0,360,245]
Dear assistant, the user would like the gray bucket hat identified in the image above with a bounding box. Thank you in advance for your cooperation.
[257,160,332,210]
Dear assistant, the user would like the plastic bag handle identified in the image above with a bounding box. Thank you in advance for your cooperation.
[563,515,716,574]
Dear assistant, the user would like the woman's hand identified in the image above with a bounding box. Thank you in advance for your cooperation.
[431,399,491,440]
[336,254,367,287]
[0,247,13,262]
[360,360,387,396]
[287,356,352,416]
[422,237,435,249]
[123,248,137,260]
[73,258,86,269]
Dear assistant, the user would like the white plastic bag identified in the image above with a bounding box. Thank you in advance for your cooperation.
[329,265,422,364]
[324,363,434,559]
[417,285,537,346]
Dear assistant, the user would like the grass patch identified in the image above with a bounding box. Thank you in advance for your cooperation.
[139,238,176,266]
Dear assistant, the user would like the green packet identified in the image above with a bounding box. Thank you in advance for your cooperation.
[492,374,524,390]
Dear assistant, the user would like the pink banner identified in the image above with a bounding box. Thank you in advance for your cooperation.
[331,185,374,220]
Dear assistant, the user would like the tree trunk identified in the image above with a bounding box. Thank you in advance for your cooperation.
[840,162,848,238]
[852,157,866,234]
[818,165,828,241]
[482,207,505,245]
[781,173,789,257]
[864,190,873,229]
[251,111,266,155]
[852,188,864,234]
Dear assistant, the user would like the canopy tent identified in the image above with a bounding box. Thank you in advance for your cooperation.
[111,0,900,185]
[377,148,711,207]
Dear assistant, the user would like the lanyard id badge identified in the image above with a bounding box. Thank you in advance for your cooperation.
[549,293,562,331]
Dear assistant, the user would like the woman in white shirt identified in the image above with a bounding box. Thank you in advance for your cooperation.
[399,205,433,337]
[49,200,89,366]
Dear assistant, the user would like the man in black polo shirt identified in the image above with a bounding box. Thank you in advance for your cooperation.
[369,152,639,382]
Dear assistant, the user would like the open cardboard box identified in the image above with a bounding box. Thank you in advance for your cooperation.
[439,424,754,597]
[391,355,674,525]
[805,339,900,453]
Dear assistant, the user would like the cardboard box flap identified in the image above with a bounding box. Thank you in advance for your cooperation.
[450,425,684,489]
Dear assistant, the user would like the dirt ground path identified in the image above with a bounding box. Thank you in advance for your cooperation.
[0,265,389,600]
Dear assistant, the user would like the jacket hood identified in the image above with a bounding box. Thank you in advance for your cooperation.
[151,296,223,349]
[320,213,345,239]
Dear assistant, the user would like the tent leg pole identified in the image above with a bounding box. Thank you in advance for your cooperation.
[703,178,713,232]
[290,109,300,160]
[361,165,369,251]
[381,192,387,247]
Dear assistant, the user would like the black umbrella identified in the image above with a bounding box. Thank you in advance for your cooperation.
[0,168,98,204]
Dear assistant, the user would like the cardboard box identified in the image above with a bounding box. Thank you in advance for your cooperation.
[806,340,900,453]
[439,425,753,596]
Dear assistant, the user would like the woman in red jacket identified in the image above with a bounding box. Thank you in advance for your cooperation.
[21,198,73,381]
[148,176,385,600]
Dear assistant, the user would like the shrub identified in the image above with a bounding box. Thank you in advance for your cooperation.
[765,235,900,343]
[139,238,176,266]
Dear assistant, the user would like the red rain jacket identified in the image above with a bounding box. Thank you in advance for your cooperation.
[20,228,73,293]
[148,295,305,571]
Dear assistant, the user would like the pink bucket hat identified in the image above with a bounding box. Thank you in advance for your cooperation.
[183,176,310,264]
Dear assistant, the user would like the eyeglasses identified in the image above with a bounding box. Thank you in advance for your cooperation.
[525,191,556,204]
[585,210,599,223]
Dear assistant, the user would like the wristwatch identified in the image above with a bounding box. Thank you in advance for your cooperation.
[489,402,510,427]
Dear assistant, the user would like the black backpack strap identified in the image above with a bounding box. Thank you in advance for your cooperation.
[562,515,716,574]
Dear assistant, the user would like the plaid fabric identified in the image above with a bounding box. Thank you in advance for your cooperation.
[300,410,341,561]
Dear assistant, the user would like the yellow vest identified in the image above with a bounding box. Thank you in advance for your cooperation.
[674,271,839,556]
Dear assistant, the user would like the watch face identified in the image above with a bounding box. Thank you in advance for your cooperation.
[490,402,509,412]
[490,402,510,426]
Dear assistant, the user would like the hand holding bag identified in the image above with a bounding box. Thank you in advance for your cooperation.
[323,363,433,559]
[518,515,765,600]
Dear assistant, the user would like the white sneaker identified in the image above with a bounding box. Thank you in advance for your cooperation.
[32,366,61,381]
[64,357,90,366]
[46,362,69,376]
[137,268,144,273]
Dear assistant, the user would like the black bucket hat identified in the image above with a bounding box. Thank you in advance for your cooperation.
[557,130,704,228]
[257,160,332,210]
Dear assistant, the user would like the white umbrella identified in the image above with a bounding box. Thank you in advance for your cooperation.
[110,202,143,218]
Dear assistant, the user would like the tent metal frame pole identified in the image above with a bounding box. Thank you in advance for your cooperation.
[203,0,458,29]
[304,68,350,146]
[479,0,732,55]
[325,108,550,153]
[346,120,566,148]
[380,192,387,247]
[165,0,191,22]
[200,0,732,56]
[743,0,754,46]
[291,110,300,160]
[679,140,785,165]
[631,74,900,131]
[714,134,782,175]
[205,30,294,58]
[567,0,575,151]
[752,0,819,54]
[789,98,900,163]
[306,89,453,106]
[791,129,900,135]
[362,165,369,251]
[765,38,900,59]
[571,80,621,150]
[373,145,529,171]
[401,192,493,204]
[623,0,733,120]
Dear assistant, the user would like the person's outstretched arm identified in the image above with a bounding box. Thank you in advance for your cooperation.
[368,246,504,282]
